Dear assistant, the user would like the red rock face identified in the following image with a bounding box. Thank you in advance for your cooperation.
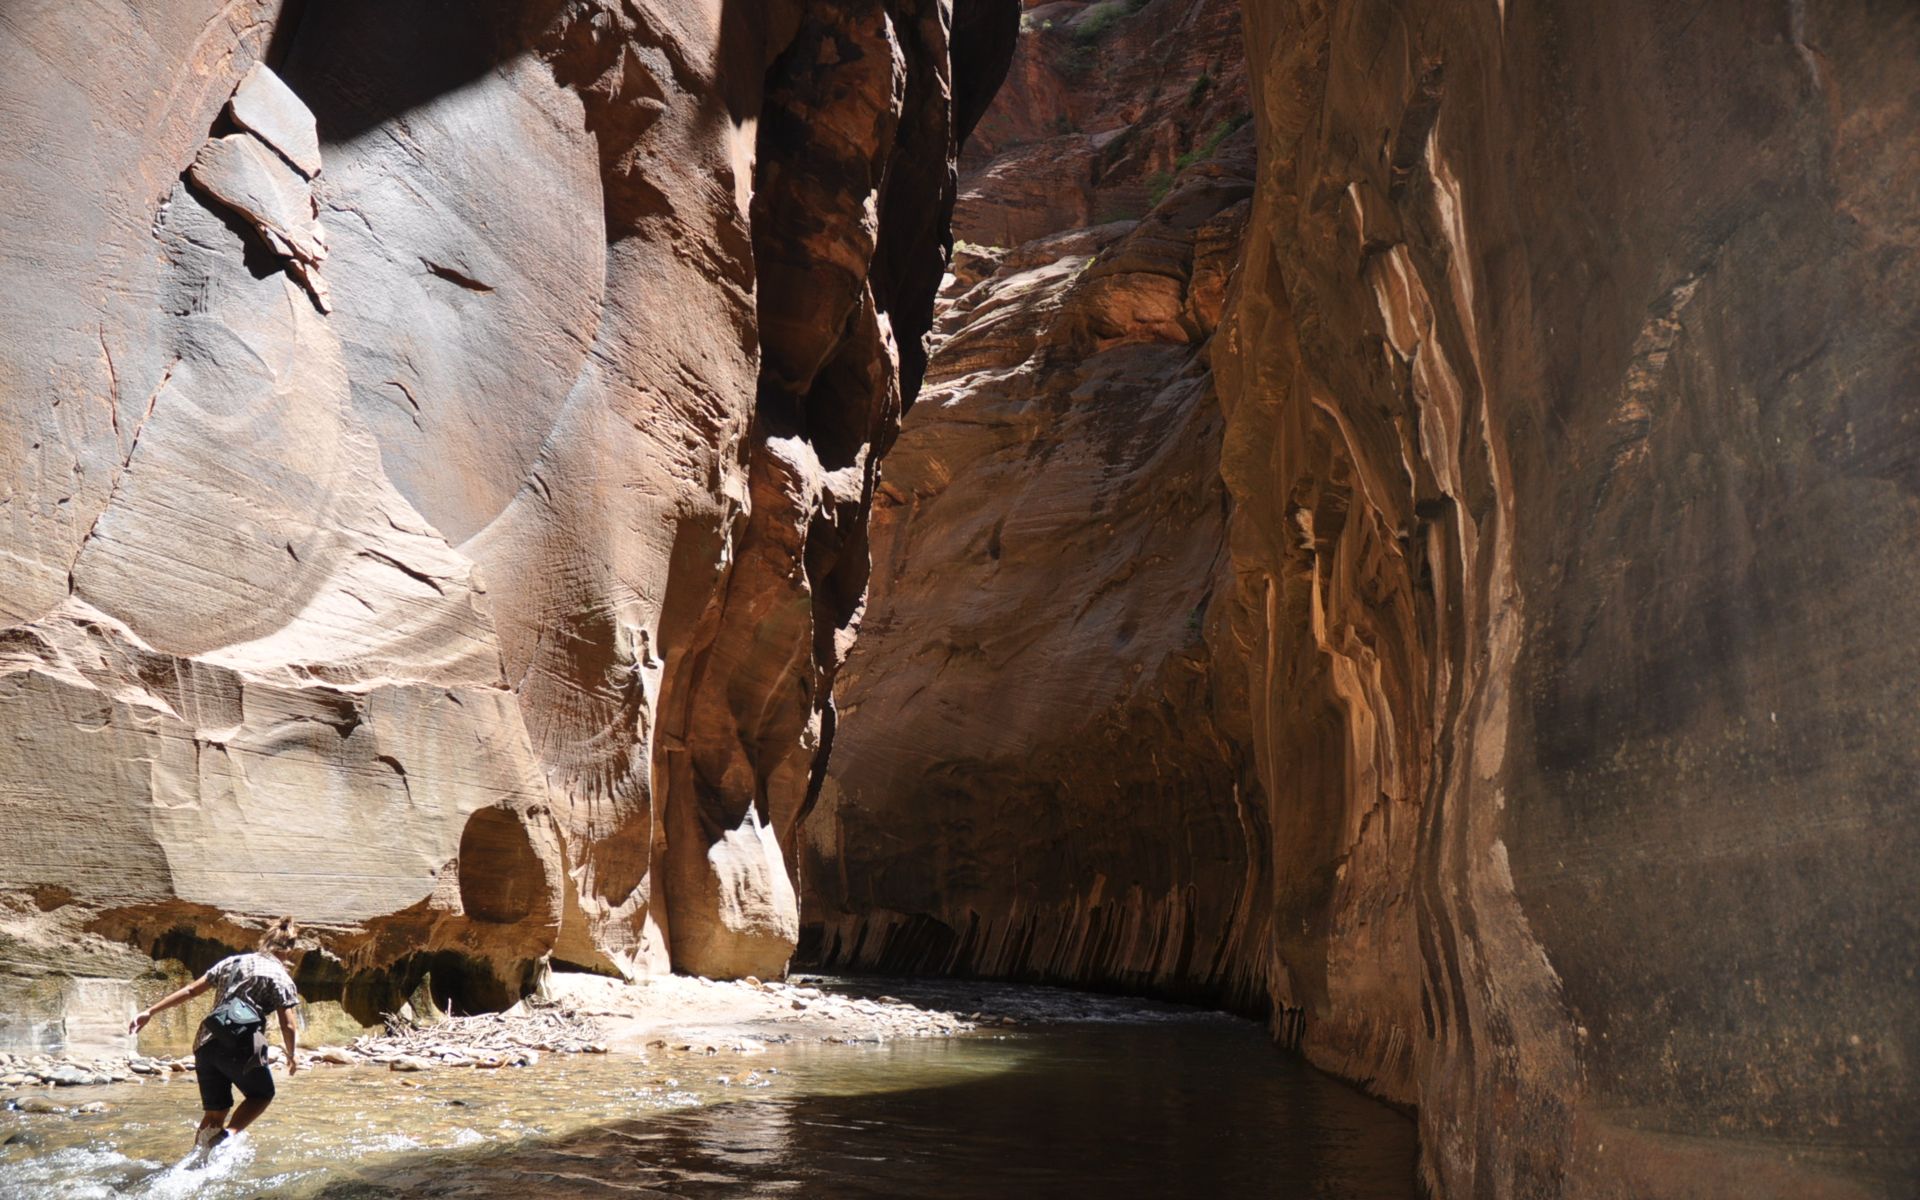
[958,0,1249,247]
[815,0,1920,1195]
[0,0,1014,1036]
[1223,0,1920,1194]
[805,0,1267,1003]
[5,0,1916,1192]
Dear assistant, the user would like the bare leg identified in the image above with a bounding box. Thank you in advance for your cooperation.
[226,1095,271,1134]
[196,1109,230,1152]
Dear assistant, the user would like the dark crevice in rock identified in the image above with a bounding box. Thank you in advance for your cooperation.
[420,259,495,292]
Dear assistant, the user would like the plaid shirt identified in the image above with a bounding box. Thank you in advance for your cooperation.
[193,953,300,1053]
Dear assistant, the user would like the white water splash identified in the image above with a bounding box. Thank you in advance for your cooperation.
[0,1145,159,1199]
[135,1132,256,1200]
[0,1135,264,1200]
[344,1131,423,1155]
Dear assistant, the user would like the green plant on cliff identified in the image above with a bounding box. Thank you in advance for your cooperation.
[1073,0,1128,42]
[1174,115,1249,173]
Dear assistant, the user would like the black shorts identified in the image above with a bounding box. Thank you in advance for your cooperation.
[194,1042,275,1111]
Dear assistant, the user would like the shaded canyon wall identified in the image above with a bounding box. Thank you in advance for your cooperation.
[1219,0,1920,1194]
[810,0,1920,1196]
[0,0,1015,1051]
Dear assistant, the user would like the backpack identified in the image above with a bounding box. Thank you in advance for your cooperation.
[206,995,265,1046]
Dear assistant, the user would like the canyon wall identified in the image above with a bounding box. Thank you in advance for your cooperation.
[813,0,1919,1196]
[0,0,1013,1050]
[802,0,1270,1004]
[1220,0,1919,1194]
[4,0,1914,1193]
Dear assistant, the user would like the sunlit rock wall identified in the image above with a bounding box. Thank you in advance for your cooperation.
[1217,0,1920,1195]
[803,0,1268,1004]
[0,0,1015,1050]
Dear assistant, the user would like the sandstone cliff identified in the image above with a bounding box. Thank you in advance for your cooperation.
[811,0,1920,1196]
[802,0,1267,1003]
[0,0,1014,1047]
[5,0,1916,1194]
[1218,1,1920,1193]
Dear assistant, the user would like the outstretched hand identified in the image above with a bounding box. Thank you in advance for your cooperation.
[128,1009,151,1036]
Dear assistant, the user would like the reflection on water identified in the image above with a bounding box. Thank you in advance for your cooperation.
[0,980,1416,1198]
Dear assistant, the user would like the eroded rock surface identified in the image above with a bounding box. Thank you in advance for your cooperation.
[804,0,1264,1003]
[811,0,1920,1196]
[1215,1,1920,1194]
[0,0,1014,1048]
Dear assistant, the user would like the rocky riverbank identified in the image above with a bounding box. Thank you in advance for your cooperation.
[0,974,998,1117]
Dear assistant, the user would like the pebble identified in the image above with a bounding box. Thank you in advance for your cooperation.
[72,1101,112,1115]
[389,1056,432,1072]
[16,1097,66,1115]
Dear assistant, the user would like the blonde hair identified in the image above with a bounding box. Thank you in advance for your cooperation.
[257,917,301,959]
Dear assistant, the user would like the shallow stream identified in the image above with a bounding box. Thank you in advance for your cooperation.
[0,979,1416,1198]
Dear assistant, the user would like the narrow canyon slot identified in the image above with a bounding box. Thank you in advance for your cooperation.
[0,1,1914,1198]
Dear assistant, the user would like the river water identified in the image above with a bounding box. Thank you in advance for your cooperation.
[0,979,1417,1198]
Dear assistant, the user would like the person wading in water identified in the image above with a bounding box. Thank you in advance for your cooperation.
[127,918,304,1152]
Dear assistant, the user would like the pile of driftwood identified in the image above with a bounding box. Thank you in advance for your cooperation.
[323,999,609,1072]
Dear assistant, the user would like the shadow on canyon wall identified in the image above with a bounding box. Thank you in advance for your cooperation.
[805,0,1920,1196]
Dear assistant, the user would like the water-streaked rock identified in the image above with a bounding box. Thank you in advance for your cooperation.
[0,0,1016,1050]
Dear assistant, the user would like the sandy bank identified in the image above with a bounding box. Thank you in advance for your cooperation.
[1,974,1007,1112]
